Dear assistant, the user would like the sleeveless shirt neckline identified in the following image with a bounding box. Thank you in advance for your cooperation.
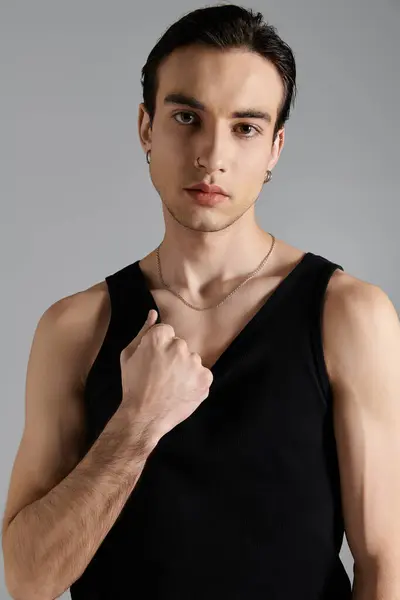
[132,251,312,373]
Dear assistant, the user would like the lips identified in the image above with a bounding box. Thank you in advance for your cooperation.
[186,182,229,196]
[185,189,228,206]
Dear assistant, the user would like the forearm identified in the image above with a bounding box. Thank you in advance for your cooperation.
[3,405,158,600]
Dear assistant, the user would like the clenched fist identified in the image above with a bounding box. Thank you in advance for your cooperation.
[119,309,213,442]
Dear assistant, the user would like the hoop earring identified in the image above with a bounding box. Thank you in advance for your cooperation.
[264,170,272,184]
[146,150,151,164]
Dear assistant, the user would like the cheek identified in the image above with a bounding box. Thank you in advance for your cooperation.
[156,153,186,180]
[236,159,268,197]
[150,153,183,195]
[154,130,188,165]
[239,151,267,179]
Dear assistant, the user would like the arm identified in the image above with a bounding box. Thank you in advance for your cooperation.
[2,291,158,600]
[322,275,400,599]
[4,405,155,600]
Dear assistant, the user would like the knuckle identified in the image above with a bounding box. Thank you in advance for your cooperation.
[162,323,176,335]
[173,337,187,352]
[204,369,213,385]
[150,323,174,341]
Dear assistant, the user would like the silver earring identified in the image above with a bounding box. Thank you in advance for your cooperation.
[264,170,272,184]
[146,150,151,164]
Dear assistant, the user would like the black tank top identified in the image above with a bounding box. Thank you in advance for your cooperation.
[69,251,352,599]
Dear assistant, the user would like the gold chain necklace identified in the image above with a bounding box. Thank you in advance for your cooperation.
[156,233,276,311]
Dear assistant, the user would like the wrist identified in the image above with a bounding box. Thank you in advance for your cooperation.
[115,403,160,455]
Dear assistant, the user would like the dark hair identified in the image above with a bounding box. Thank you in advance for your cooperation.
[141,4,297,141]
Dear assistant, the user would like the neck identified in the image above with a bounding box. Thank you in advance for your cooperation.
[155,222,275,301]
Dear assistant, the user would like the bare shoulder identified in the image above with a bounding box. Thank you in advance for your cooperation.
[322,267,398,384]
[42,279,112,388]
[46,279,109,324]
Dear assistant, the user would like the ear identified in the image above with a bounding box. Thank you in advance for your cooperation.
[138,103,152,154]
[267,127,285,171]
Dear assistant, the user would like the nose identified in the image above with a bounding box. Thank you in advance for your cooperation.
[194,127,228,175]
[195,155,226,175]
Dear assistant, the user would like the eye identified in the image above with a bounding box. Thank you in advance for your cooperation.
[235,123,260,138]
[173,111,197,125]
[172,111,261,138]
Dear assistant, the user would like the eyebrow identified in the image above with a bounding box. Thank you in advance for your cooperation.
[163,92,272,124]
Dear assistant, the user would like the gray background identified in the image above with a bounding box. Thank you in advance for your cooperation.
[1,0,399,597]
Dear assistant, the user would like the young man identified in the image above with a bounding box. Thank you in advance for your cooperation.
[2,4,400,599]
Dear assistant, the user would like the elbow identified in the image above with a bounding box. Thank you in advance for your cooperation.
[6,579,55,600]
[3,541,54,600]
[5,567,53,600]
[3,547,28,600]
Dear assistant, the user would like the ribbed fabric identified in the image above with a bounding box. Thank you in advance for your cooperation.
[70,251,352,599]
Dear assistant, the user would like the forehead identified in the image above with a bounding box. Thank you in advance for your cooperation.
[156,45,284,119]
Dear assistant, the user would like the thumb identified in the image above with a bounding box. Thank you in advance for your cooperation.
[137,309,158,340]
[145,309,158,328]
